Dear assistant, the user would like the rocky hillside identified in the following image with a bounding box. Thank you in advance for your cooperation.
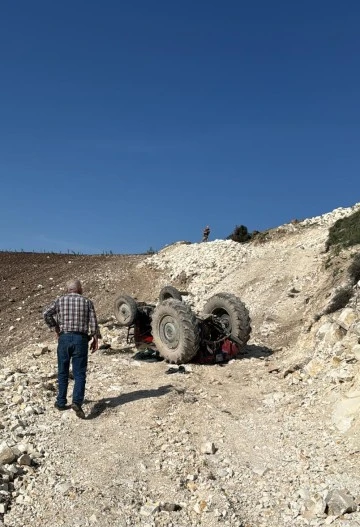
[1,203,360,527]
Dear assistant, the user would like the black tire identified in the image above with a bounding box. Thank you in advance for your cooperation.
[159,286,182,302]
[114,295,138,326]
[202,293,251,348]
[151,299,200,363]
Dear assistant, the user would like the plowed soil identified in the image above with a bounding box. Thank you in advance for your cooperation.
[0,252,161,355]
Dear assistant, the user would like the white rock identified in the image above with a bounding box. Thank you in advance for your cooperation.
[200,442,216,454]
[139,502,160,516]
[332,390,360,432]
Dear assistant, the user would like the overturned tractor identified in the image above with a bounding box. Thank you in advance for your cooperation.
[113,286,251,364]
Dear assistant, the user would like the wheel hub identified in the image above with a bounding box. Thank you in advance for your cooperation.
[159,315,179,349]
[120,304,131,321]
[220,314,231,330]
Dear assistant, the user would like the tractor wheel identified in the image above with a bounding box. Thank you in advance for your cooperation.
[114,294,138,326]
[151,299,200,363]
[202,293,251,349]
[159,285,182,302]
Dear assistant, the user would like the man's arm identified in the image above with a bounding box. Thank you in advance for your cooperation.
[88,300,101,351]
[43,301,58,328]
[43,300,60,338]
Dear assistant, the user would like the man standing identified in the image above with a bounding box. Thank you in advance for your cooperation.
[202,225,210,242]
[43,279,101,419]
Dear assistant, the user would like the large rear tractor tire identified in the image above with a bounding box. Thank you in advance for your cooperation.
[202,293,251,349]
[114,295,138,326]
[151,299,200,363]
[159,286,182,302]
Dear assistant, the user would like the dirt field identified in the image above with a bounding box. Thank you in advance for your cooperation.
[0,251,160,355]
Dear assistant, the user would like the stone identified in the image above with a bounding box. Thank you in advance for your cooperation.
[316,322,335,340]
[11,395,24,405]
[18,453,31,466]
[200,442,216,454]
[352,322,360,337]
[336,308,358,331]
[302,493,327,519]
[0,442,16,465]
[252,465,269,476]
[304,358,325,378]
[332,390,360,432]
[325,489,357,516]
[55,481,72,494]
[316,322,345,349]
[352,344,360,361]
[34,346,50,357]
[139,502,160,516]
[329,368,354,383]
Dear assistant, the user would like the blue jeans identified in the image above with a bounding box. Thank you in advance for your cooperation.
[57,333,89,407]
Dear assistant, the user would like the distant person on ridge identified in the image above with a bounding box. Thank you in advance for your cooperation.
[43,279,101,419]
[202,225,210,242]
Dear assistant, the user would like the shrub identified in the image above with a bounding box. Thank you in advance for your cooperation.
[323,286,353,315]
[227,225,251,243]
[327,209,360,249]
[348,253,360,285]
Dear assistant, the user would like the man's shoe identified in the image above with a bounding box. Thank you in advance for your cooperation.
[54,401,67,411]
[71,403,85,419]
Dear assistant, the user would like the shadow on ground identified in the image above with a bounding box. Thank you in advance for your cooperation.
[100,344,273,367]
[188,344,274,366]
[86,385,173,420]
[237,344,273,360]
[100,346,135,356]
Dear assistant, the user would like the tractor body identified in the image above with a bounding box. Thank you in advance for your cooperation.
[114,287,251,365]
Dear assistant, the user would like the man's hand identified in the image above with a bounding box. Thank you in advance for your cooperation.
[90,336,99,353]
[55,325,60,340]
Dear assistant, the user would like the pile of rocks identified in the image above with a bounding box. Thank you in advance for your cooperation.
[299,203,360,228]
[144,204,360,314]
[0,346,55,518]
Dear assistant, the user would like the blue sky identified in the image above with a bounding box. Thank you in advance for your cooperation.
[0,1,359,254]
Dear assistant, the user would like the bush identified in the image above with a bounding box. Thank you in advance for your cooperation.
[323,286,353,315]
[348,253,360,285]
[227,225,251,243]
[327,209,360,249]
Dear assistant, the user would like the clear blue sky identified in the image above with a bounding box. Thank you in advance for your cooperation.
[1,1,359,254]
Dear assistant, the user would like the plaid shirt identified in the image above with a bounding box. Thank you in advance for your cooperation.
[43,293,100,337]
